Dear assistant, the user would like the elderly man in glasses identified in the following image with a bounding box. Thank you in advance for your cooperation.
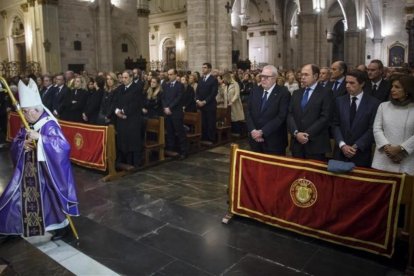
[246,65,291,155]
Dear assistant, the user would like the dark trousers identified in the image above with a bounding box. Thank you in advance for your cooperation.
[249,137,286,156]
[116,149,141,167]
[201,106,216,142]
[165,115,188,155]
[292,151,326,161]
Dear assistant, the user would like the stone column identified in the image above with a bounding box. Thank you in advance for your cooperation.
[371,37,383,61]
[137,0,150,68]
[187,0,232,70]
[298,12,318,65]
[239,0,249,60]
[95,0,113,72]
[38,0,61,73]
[25,0,38,63]
[406,19,414,67]
[240,25,248,60]
[344,29,365,68]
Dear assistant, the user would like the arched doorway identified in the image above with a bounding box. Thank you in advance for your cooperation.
[12,16,26,68]
[332,20,344,62]
[163,38,176,69]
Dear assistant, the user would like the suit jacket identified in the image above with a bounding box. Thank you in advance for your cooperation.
[246,85,291,153]
[40,85,55,111]
[363,79,390,102]
[326,79,347,98]
[287,84,333,155]
[60,88,88,122]
[161,81,184,118]
[195,75,218,110]
[52,85,70,116]
[332,93,380,167]
[113,82,144,152]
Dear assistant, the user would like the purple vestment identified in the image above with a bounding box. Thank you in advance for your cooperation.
[0,112,79,236]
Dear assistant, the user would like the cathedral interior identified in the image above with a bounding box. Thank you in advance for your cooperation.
[0,0,412,76]
[0,0,413,275]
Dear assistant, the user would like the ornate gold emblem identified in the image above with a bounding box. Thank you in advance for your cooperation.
[290,178,317,208]
[74,133,84,150]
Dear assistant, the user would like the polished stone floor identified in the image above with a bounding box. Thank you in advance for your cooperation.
[0,141,407,275]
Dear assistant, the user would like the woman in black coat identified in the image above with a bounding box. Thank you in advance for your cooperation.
[83,76,104,124]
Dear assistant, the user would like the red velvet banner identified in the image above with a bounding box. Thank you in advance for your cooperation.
[229,149,405,257]
[7,112,108,171]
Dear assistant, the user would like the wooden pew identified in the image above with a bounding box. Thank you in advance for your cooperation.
[401,175,414,274]
[216,107,232,144]
[184,112,202,151]
[144,116,165,165]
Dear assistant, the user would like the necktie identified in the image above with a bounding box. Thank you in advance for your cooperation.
[301,88,310,109]
[372,84,377,93]
[333,81,339,91]
[350,96,357,125]
[260,91,268,111]
[203,76,207,82]
[170,82,174,88]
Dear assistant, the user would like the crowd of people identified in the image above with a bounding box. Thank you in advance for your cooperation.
[0,59,413,175]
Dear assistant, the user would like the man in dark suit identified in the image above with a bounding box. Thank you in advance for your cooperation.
[162,68,188,160]
[51,74,70,118]
[364,59,390,102]
[195,62,218,145]
[40,74,55,111]
[246,65,291,155]
[318,67,331,87]
[114,70,145,169]
[332,69,381,167]
[328,60,347,98]
[287,64,333,161]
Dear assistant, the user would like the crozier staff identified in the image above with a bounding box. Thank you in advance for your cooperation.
[0,78,79,240]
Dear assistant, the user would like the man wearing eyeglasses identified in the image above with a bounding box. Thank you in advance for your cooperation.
[246,65,291,155]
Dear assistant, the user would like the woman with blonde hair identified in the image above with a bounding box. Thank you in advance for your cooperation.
[189,73,198,92]
[284,71,299,94]
[143,77,163,118]
[97,72,119,125]
[222,72,245,135]
[60,75,88,122]
[216,74,228,108]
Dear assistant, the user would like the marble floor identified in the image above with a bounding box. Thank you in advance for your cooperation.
[0,141,407,276]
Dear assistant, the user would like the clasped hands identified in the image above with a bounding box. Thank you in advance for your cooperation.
[251,129,264,143]
[24,130,39,151]
[115,109,127,119]
[341,144,357,159]
[383,144,405,163]
[296,132,309,144]
[196,100,206,107]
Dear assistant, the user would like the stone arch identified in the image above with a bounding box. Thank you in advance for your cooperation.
[112,33,139,71]
[388,42,407,67]
[161,37,176,69]
[6,13,26,68]
[248,0,273,24]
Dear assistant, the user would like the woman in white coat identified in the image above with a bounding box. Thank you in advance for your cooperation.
[223,73,245,135]
[372,74,414,175]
